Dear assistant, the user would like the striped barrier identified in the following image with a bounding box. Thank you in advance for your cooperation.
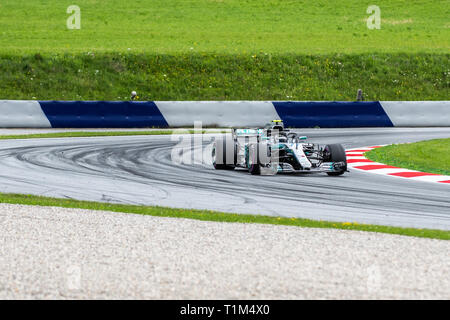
[0,100,449,128]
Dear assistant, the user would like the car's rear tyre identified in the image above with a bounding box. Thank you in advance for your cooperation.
[247,143,271,175]
[212,135,236,170]
[248,144,261,175]
[324,144,347,176]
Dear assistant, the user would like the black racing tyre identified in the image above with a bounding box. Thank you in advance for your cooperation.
[249,164,260,175]
[324,144,347,176]
[212,135,236,170]
[247,143,262,175]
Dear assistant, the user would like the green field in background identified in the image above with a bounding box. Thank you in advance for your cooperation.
[0,0,448,100]
[0,0,448,54]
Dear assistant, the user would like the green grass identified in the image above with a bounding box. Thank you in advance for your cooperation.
[0,0,448,54]
[0,1,448,100]
[0,53,448,101]
[0,192,448,240]
[0,130,225,140]
[366,138,450,176]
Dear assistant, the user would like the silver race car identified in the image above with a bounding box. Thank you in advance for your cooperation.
[212,120,348,176]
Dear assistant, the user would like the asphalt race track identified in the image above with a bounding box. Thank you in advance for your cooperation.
[0,128,449,230]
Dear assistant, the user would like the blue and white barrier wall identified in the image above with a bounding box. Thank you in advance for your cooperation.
[0,100,449,128]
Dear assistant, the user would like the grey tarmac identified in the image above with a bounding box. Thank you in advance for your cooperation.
[0,128,449,229]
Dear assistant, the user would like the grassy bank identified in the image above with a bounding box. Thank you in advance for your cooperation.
[366,139,450,176]
[0,192,448,240]
[0,1,448,100]
[0,53,448,101]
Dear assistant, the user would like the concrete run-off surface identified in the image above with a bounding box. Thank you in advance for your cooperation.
[0,203,448,299]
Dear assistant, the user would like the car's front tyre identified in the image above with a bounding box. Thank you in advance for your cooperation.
[324,144,347,176]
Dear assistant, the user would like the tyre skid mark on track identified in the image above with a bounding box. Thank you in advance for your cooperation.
[0,133,449,228]
[5,144,441,217]
[7,142,450,210]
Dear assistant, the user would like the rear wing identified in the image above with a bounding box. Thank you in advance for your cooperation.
[232,128,264,137]
[231,120,285,138]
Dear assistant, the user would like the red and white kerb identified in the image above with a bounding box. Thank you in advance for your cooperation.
[345,146,450,184]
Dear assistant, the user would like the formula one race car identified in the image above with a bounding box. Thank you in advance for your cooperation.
[212,120,347,176]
